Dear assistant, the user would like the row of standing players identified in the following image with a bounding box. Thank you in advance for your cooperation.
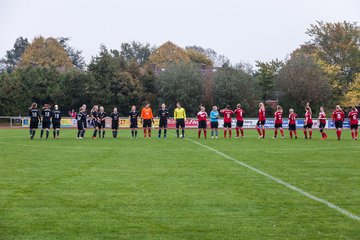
[28,102,359,140]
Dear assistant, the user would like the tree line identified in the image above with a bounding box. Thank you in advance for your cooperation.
[0,21,359,117]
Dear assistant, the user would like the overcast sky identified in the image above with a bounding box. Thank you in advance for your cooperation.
[1,0,359,65]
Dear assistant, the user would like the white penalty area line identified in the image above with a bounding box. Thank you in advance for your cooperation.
[185,137,360,221]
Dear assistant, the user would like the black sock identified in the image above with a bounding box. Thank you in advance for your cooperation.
[53,130,56,138]
[40,129,44,138]
[81,130,85,138]
[57,130,60,137]
[46,130,49,139]
[98,130,101,138]
[131,130,134,137]
[182,129,185,137]
[93,130,97,137]
[29,129,32,136]
[32,130,36,138]
[176,129,179,137]
[77,130,81,137]
[102,130,105,138]
[158,129,161,137]
[164,129,167,137]
[135,130,137,137]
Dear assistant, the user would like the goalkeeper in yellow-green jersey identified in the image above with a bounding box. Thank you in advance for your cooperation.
[174,102,186,138]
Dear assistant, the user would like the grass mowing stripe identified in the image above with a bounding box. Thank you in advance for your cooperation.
[185,137,360,222]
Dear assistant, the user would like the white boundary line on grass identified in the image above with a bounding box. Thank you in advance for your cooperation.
[185,137,360,221]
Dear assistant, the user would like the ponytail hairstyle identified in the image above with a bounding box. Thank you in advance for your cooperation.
[91,105,98,112]
[259,102,264,109]
[30,103,37,109]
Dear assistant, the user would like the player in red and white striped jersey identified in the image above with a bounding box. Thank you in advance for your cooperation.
[348,107,358,140]
[318,107,328,140]
[288,109,298,139]
[332,105,345,140]
[303,106,313,139]
[273,105,284,139]
[220,105,234,138]
[234,104,245,138]
[197,106,208,139]
[256,102,266,139]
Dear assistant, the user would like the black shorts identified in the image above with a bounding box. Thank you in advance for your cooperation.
[210,122,218,129]
[77,122,84,130]
[52,121,61,129]
[257,120,265,126]
[319,122,326,130]
[143,119,152,128]
[350,124,358,130]
[303,123,313,129]
[275,123,282,129]
[98,121,105,129]
[176,119,185,128]
[289,124,296,131]
[112,121,119,130]
[130,120,138,129]
[335,121,343,129]
[198,120,207,129]
[92,120,98,128]
[42,120,51,129]
[236,120,244,128]
[159,118,168,128]
[223,122,231,128]
[30,119,39,129]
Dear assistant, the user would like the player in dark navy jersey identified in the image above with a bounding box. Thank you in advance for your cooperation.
[97,106,107,138]
[110,107,120,138]
[129,105,139,138]
[76,107,86,139]
[82,104,88,128]
[52,104,61,139]
[29,103,41,140]
[158,103,169,138]
[40,104,52,139]
[91,105,99,139]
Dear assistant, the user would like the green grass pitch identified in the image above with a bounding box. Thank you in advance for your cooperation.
[0,128,359,239]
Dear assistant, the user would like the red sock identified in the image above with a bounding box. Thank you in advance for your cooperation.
[321,132,325,138]
[224,130,227,138]
[198,129,201,138]
[337,130,342,139]
[144,129,146,137]
[204,130,207,138]
[309,130,312,138]
[274,129,278,137]
[351,132,355,139]
[262,129,265,138]
[240,128,244,137]
[236,128,239,137]
[256,127,261,135]
[294,130,297,137]
[304,131,307,138]
[229,129,232,138]
[290,131,293,138]
[280,129,284,136]
[148,128,151,137]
